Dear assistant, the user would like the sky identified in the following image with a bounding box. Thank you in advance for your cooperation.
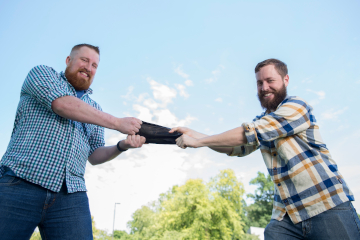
[1,0,360,234]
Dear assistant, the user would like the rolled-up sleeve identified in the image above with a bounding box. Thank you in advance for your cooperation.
[228,144,259,157]
[245,98,312,144]
[21,65,72,112]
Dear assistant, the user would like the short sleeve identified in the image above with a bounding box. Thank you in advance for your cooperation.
[88,104,105,156]
[21,65,72,112]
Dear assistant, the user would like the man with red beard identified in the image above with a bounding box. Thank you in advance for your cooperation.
[0,44,145,239]
[171,59,360,239]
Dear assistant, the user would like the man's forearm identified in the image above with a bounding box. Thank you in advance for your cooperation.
[197,127,247,148]
[88,135,146,165]
[52,96,119,130]
[88,145,121,165]
[187,130,233,154]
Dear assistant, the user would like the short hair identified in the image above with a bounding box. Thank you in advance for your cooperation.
[255,58,288,78]
[71,43,100,55]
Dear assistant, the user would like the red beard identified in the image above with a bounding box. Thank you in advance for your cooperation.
[64,67,92,90]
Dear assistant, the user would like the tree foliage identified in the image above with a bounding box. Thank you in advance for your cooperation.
[31,169,265,240]
[244,172,274,229]
[122,169,259,240]
[30,229,42,240]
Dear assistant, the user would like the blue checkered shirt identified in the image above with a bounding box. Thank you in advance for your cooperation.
[229,96,354,224]
[0,65,105,193]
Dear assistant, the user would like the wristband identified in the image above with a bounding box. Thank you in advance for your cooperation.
[117,141,128,152]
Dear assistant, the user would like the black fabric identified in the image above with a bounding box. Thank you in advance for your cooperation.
[136,121,182,144]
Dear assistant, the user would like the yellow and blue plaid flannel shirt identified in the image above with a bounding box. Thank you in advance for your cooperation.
[229,96,353,224]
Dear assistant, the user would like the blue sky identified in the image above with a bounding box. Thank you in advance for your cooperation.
[1,0,359,233]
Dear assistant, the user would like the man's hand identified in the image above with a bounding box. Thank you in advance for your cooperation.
[169,127,207,139]
[117,118,142,135]
[88,135,146,165]
[175,135,202,149]
[119,135,146,150]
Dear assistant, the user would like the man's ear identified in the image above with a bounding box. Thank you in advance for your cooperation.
[283,74,289,87]
[65,56,71,66]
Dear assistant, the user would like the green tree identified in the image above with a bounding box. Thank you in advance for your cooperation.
[114,230,131,239]
[245,172,274,230]
[134,169,247,240]
[92,216,112,240]
[128,205,155,234]
[30,229,42,240]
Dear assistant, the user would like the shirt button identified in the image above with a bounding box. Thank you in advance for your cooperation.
[283,199,288,203]
[277,183,281,186]
[273,153,277,157]
[273,167,277,170]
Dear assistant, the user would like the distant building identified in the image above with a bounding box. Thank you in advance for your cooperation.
[247,226,265,240]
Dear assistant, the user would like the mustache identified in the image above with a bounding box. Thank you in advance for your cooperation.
[78,67,91,74]
[259,90,275,98]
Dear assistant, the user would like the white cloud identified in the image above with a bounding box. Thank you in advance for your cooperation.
[147,78,177,107]
[86,145,192,233]
[121,86,135,101]
[185,80,193,86]
[133,104,153,122]
[174,65,189,79]
[175,84,189,99]
[205,65,225,84]
[307,89,326,99]
[215,97,223,102]
[320,107,349,121]
[174,65,193,91]
[143,98,159,110]
[86,76,201,233]
[302,77,313,84]
[205,78,215,83]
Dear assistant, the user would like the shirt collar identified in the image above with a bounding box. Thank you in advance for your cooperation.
[257,96,293,118]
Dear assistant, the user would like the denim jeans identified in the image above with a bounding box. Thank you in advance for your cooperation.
[0,172,93,239]
[264,201,360,240]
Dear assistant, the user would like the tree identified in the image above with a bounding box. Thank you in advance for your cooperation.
[127,169,249,240]
[30,229,42,240]
[245,172,274,230]
[92,216,112,240]
[114,230,130,239]
[128,205,155,234]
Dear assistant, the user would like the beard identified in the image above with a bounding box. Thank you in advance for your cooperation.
[64,66,93,91]
[257,83,287,112]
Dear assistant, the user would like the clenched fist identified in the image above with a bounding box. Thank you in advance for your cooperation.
[119,135,146,150]
[117,117,142,135]
[175,134,201,149]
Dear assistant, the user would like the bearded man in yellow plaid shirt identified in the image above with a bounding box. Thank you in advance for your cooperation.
[171,59,360,240]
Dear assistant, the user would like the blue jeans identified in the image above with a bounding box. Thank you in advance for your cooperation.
[0,172,93,239]
[264,201,360,240]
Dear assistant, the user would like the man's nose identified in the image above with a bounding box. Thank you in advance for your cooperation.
[262,82,269,91]
[84,63,92,73]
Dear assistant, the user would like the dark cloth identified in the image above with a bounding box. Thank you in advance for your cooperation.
[136,121,182,144]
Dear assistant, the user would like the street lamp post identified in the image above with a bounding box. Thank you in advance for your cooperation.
[112,203,121,240]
